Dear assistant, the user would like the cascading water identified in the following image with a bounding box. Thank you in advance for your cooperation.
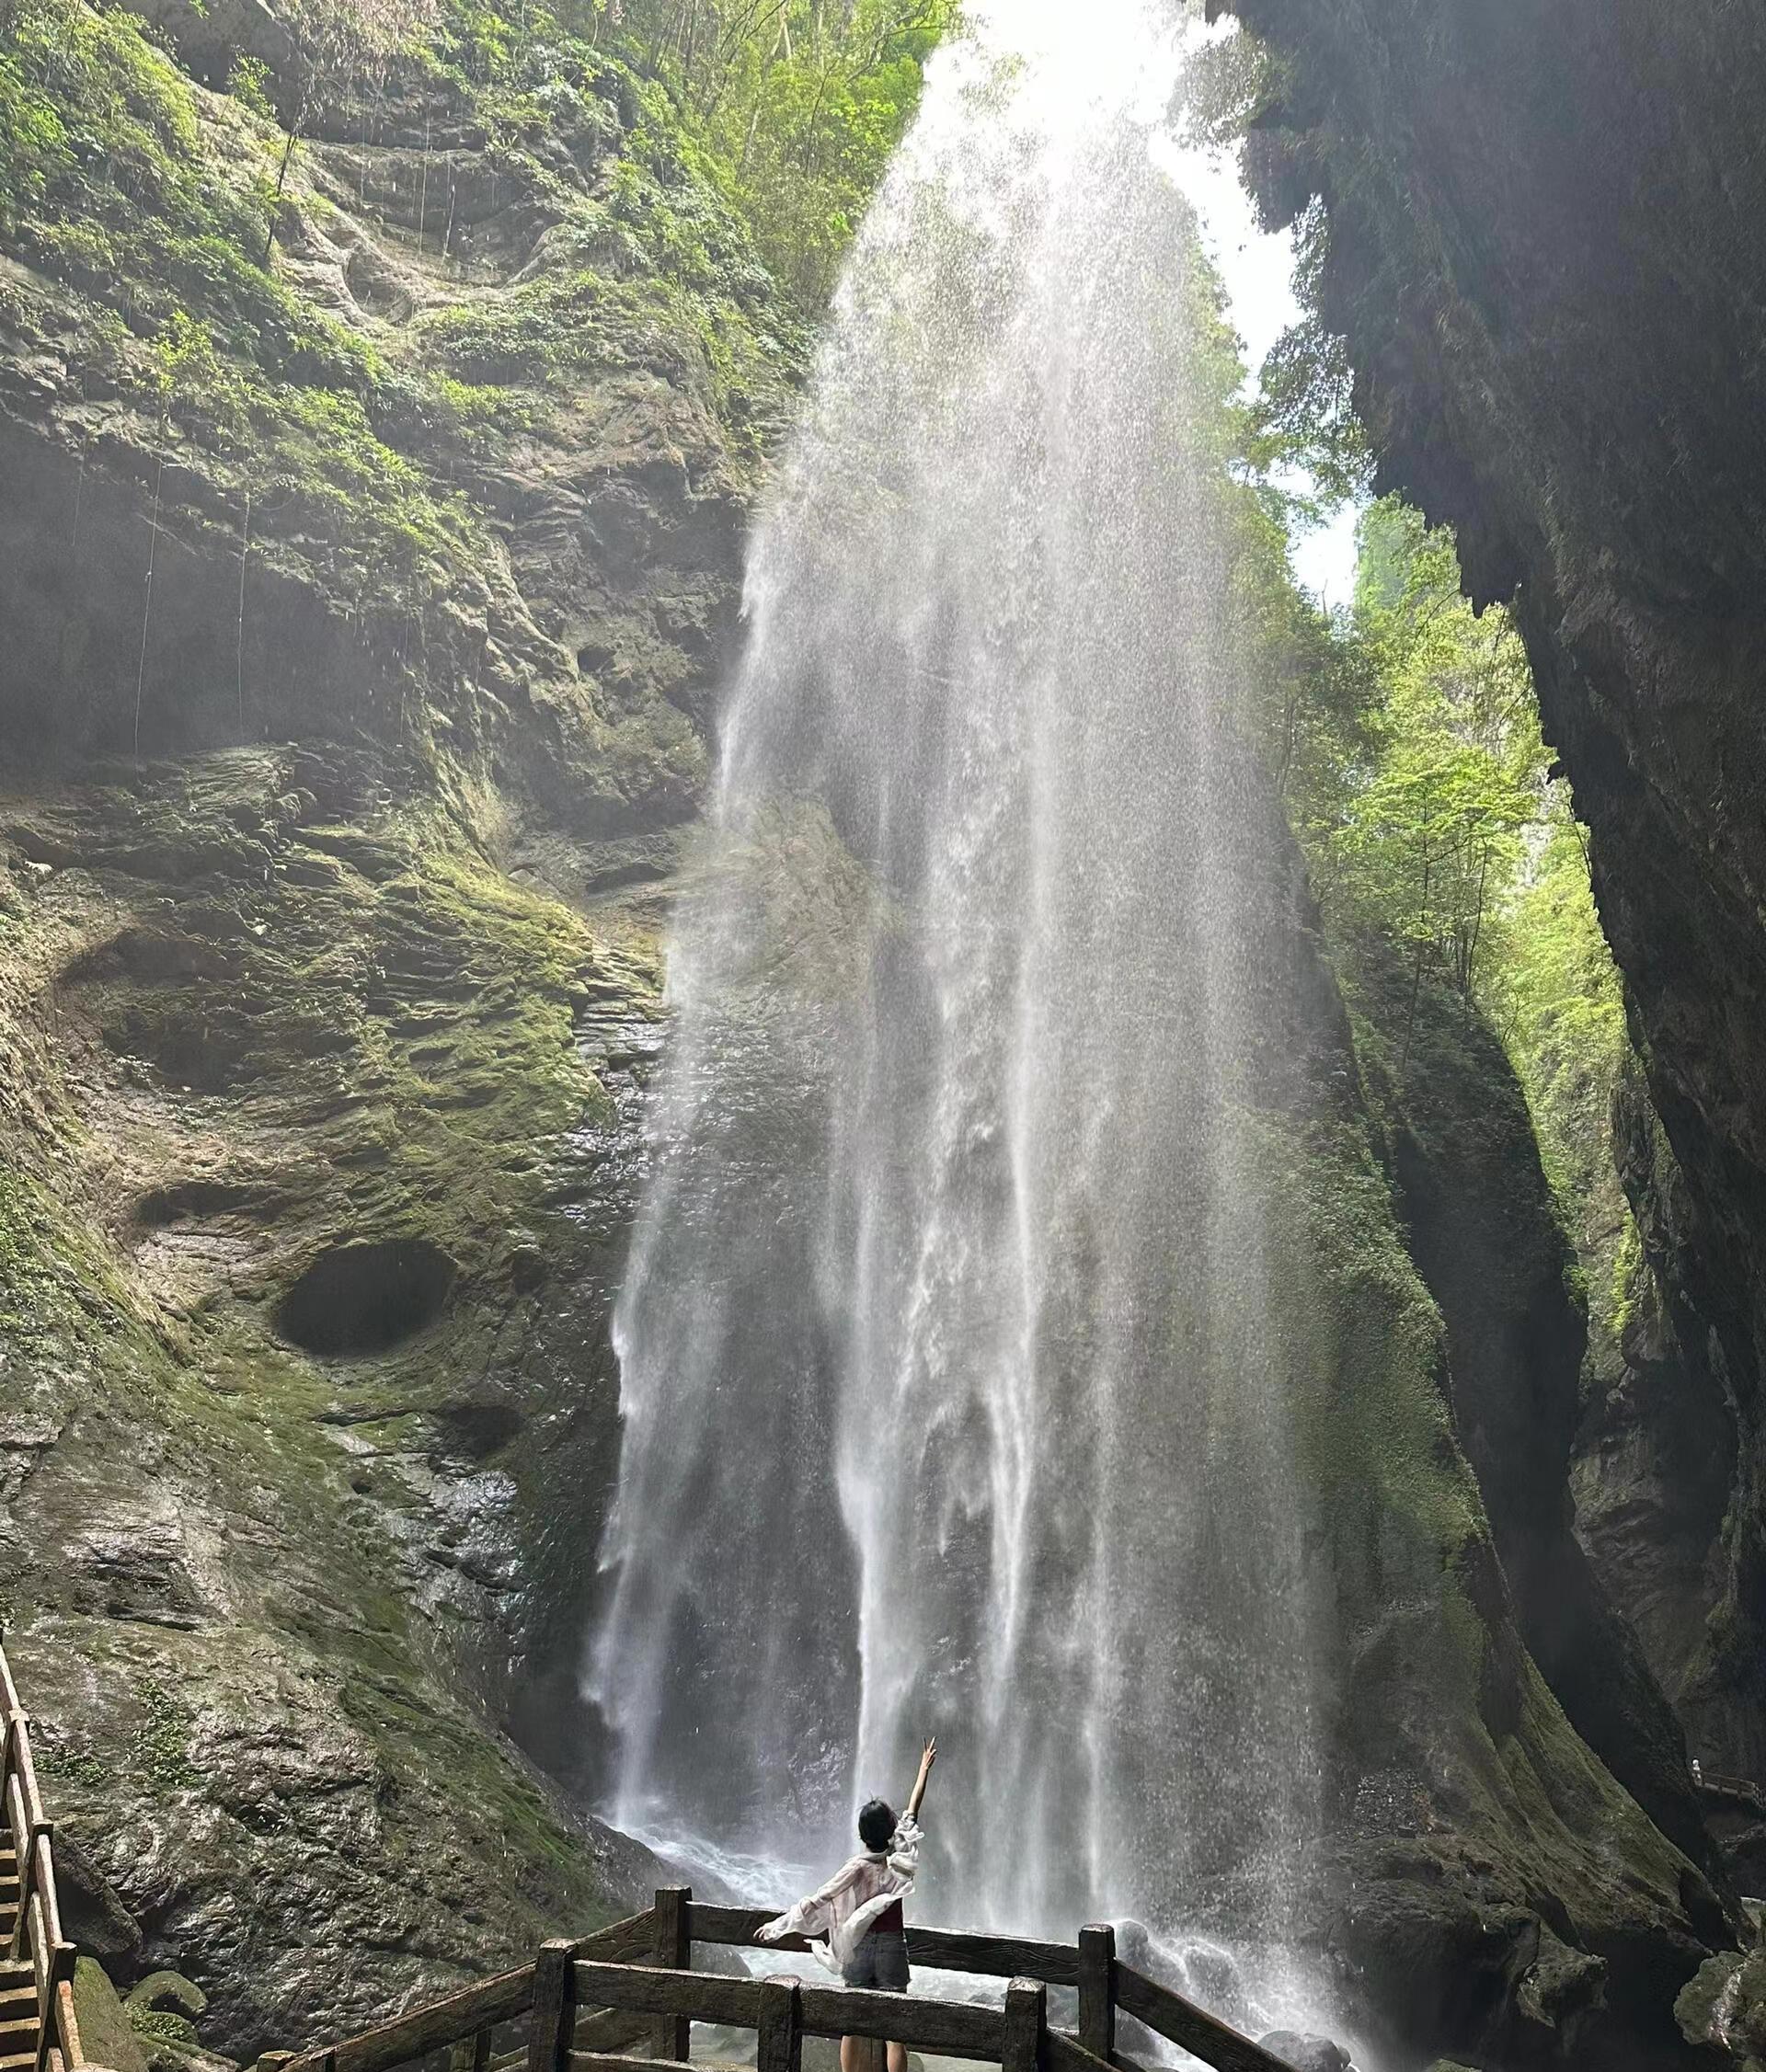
[590,0,1330,2023]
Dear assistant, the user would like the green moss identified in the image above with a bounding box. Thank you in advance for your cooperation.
[0,0,797,700]
[130,1677,202,1789]
[0,1165,147,1354]
[40,1740,108,1789]
[1246,1111,1484,1564]
[131,2010,200,2045]
[70,1960,149,2072]
[1607,1212,1644,1345]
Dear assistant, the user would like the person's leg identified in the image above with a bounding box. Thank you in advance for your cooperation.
[886,2042,908,2072]
[841,2038,863,2072]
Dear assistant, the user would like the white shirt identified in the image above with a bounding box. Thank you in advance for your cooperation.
[754,1814,923,1973]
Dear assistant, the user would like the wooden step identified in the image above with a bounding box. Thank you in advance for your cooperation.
[0,2020,38,2055]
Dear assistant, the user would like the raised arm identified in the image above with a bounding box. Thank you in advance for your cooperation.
[906,1736,937,1822]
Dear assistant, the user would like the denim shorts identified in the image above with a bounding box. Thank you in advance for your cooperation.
[842,1929,911,1992]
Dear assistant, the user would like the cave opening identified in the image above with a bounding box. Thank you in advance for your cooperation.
[276,1237,456,1357]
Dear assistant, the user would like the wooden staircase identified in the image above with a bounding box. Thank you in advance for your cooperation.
[0,1639,86,2072]
[0,1820,36,2072]
[0,1956,41,2072]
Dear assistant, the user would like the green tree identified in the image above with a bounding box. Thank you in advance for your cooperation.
[615,0,954,305]
[1317,500,1544,1023]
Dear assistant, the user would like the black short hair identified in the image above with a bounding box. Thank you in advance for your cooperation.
[857,1798,896,1850]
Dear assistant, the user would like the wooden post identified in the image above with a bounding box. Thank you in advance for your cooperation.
[1077,1925,1115,2064]
[31,1952,69,2072]
[755,1977,801,2072]
[471,2026,494,2072]
[1003,1978,1046,2072]
[650,1887,692,2063]
[528,1940,575,2072]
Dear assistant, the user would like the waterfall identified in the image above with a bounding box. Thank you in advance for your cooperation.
[589,0,1327,2003]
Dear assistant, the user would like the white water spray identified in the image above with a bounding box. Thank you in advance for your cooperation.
[590,0,1330,2027]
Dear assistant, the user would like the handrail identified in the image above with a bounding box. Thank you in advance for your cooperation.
[288,1886,1302,2072]
[278,1910,658,2072]
[1695,1768,1766,1809]
[685,1906,1082,1987]
[1114,1968,1292,2072]
[686,1900,1291,2072]
[0,1631,83,2072]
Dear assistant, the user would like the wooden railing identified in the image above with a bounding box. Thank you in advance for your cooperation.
[0,1641,1314,2072]
[0,1636,86,2072]
[282,1889,1302,2072]
[274,1913,660,2072]
[1694,1768,1766,1814]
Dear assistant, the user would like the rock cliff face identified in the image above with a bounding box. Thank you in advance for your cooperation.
[1573,1069,1743,1792]
[0,4,1748,2068]
[0,0,789,2050]
[1342,944,1724,1895]
[1221,0,1766,1792]
[1281,938,1734,2070]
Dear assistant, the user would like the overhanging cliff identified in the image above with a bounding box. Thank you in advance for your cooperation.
[1223,0,1766,1782]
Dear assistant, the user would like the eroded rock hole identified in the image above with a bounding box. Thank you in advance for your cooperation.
[277,1238,454,1357]
[434,1398,523,1460]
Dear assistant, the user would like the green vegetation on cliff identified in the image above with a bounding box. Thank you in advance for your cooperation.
[1231,474,1641,1348]
[0,0,875,2040]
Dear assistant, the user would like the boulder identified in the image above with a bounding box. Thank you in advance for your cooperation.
[1256,2032,1353,2072]
[72,1958,151,2072]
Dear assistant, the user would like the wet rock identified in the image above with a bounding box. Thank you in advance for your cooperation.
[72,1958,151,2072]
[1227,0,1766,1796]
[55,1831,143,1967]
[68,1520,212,1631]
[1345,936,1726,1900]
[128,1973,209,2021]
[1256,2033,1353,2072]
[1676,1941,1766,2063]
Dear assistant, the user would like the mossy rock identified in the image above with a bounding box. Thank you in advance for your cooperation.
[73,1958,151,2072]
[128,1973,209,2047]
[1679,1945,1766,2056]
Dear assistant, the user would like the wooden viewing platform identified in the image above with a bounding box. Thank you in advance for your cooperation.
[275,1889,1303,2072]
[0,1635,1311,2072]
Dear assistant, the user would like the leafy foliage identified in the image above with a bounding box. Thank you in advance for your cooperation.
[427,0,950,311]
[1244,203,1370,505]
[670,0,956,305]
[1495,794,1634,1340]
[1236,482,1636,1302]
[1239,496,1550,1016]
[1326,500,1543,1000]
[263,0,443,255]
